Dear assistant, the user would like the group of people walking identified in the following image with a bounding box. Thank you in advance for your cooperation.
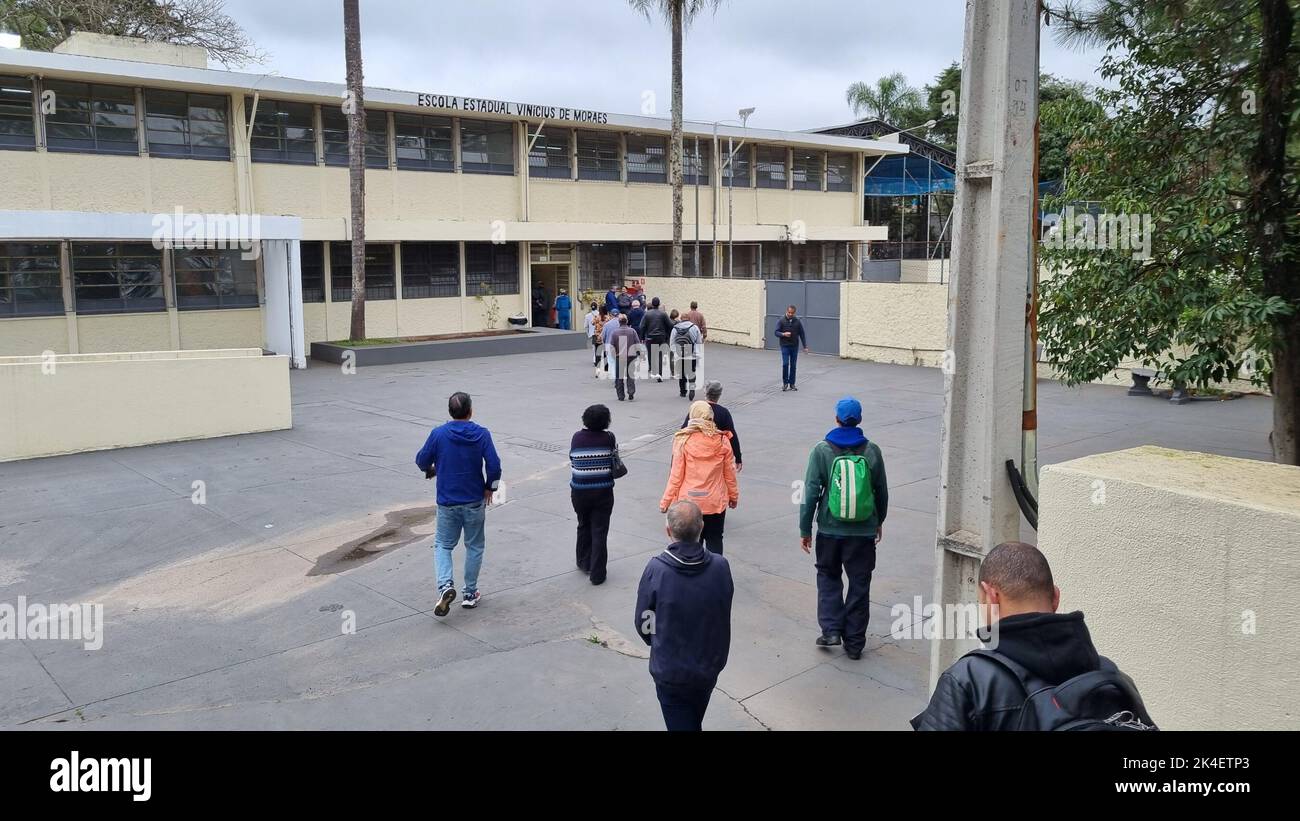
[585,288,707,401]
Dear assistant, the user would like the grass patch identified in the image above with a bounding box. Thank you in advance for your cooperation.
[329,338,401,347]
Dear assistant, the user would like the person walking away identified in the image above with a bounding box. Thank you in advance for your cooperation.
[639,297,674,382]
[669,309,702,400]
[601,305,622,377]
[415,392,502,615]
[591,305,609,375]
[912,542,1157,731]
[605,284,619,314]
[609,314,642,402]
[661,401,738,555]
[532,282,549,328]
[684,301,708,341]
[635,500,734,731]
[775,304,809,391]
[681,380,741,472]
[569,403,619,585]
[627,299,646,337]
[554,288,572,330]
[584,302,600,364]
[797,397,887,659]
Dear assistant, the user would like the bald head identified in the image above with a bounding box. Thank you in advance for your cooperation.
[664,500,704,543]
[979,542,1059,615]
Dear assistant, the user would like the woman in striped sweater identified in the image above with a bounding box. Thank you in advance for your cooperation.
[570,403,619,585]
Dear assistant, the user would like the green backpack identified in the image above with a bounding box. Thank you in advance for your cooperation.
[826,443,874,522]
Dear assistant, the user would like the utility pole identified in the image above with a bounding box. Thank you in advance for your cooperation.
[930,0,1041,687]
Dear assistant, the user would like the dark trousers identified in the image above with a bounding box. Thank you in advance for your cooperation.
[701,511,726,555]
[815,532,876,653]
[781,344,799,386]
[613,354,637,400]
[591,339,602,367]
[645,339,669,378]
[572,487,614,583]
[676,354,697,395]
[655,680,713,731]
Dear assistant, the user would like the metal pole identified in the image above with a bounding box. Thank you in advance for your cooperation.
[728,135,734,278]
[694,135,701,278]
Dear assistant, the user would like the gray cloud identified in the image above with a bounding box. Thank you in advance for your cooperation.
[223,0,1103,130]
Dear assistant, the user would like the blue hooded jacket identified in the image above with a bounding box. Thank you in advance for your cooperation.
[415,420,502,506]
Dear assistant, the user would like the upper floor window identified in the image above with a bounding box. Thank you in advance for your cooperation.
[401,241,460,298]
[322,107,389,168]
[71,242,164,314]
[683,138,710,185]
[246,97,316,164]
[577,129,619,181]
[722,142,751,187]
[330,242,395,301]
[626,134,667,183]
[395,113,452,171]
[174,248,258,309]
[0,75,36,150]
[755,145,788,189]
[826,153,854,192]
[528,126,571,179]
[460,119,514,175]
[0,242,61,316]
[300,241,325,303]
[792,149,822,190]
[145,90,230,160]
[465,242,519,295]
[45,81,138,155]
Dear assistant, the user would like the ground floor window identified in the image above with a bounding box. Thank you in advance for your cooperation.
[174,248,258,309]
[402,241,460,298]
[330,242,396,301]
[627,243,668,278]
[0,242,61,316]
[761,242,787,278]
[300,241,325,303]
[71,242,164,314]
[465,242,519,295]
[579,243,624,292]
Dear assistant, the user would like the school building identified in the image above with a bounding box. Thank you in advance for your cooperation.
[0,33,907,367]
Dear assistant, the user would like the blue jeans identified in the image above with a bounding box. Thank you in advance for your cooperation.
[434,501,486,594]
[781,345,799,386]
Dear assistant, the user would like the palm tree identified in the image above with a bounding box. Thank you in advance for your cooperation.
[845,72,923,124]
[343,0,366,340]
[628,0,724,277]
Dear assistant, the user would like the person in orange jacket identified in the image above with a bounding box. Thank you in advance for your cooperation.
[659,401,739,555]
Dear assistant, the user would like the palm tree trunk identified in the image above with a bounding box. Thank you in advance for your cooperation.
[670,0,684,277]
[344,0,367,341]
[1253,0,1298,463]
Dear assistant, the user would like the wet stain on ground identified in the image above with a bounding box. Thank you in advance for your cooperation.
[307,506,438,576]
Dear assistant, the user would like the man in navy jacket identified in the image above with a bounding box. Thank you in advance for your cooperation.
[415,392,502,616]
[635,500,734,730]
[774,304,810,391]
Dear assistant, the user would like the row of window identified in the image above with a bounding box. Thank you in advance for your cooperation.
[297,241,520,302]
[0,76,854,189]
[576,241,851,291]
[0,242,257,316]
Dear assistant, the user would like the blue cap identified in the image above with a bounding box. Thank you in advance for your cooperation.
[836,397,862,425]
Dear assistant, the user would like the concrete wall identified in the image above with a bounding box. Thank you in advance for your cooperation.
[641,276,767,348]
[0,348,291,461]
[1038,446,1300,730]
[841,281,947,367]
[177,308,264,350]
[0,316,70,355]
[301,293,527,344]
[0,151,239,214]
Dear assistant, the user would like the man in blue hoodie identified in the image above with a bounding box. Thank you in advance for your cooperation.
[415,392,502,616]
[635,500,734,731]
[797,397,888,660]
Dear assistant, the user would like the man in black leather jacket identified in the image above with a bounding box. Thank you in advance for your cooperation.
[911,541,1132,731]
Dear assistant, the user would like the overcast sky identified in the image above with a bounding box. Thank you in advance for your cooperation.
[222,0,1105,131]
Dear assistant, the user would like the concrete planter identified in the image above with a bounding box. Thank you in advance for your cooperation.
[310,327,587,366]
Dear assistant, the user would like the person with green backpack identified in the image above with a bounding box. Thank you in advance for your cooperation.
[798,397,888,660]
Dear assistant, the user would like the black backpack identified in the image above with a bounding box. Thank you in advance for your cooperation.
[968,649,1158,731]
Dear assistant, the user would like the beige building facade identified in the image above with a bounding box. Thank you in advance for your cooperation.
[0,34,904,365]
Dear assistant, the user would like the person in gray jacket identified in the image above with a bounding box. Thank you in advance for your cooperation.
[669,309,703,400]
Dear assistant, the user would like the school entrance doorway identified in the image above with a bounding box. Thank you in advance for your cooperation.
[528,243,575,329]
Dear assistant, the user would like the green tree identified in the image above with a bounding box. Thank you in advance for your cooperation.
[0,0,263,66]
[1041,0,1299,463]
[845,71,924,125]
[628,0,726,278]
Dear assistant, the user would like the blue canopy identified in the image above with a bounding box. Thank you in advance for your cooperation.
[863,155,955,196]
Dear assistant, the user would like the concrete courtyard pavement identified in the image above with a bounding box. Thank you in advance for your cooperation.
[0,343,1275,730]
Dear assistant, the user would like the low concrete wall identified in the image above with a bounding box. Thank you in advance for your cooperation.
[310,327,585,366]
[841,281,947,367]
[642,276,766,348]
[1038,446,1300,730]
[0,348,291,461]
